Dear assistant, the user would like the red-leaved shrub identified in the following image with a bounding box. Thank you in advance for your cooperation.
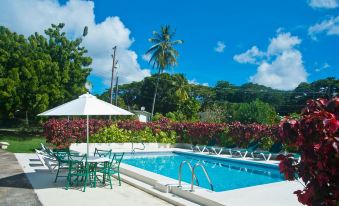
[278,98,339,206]
[43,118,112,148]
[118,119,277,146]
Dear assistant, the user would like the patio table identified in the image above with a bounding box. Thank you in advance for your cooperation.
[76,156,110,163]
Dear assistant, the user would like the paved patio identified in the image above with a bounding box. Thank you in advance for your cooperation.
[15,153,173,206]
[0,149,42,206]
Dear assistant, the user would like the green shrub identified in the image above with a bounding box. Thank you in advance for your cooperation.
[219,128,235,147]
[131,127,157,143]
[91,124,177,144]
[91,124,130,143]
[155,130,177,144]
[260,136,274,150]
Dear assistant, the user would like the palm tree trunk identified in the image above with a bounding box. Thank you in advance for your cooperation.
[151,74,161,120]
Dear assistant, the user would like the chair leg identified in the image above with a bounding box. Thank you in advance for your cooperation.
[117,172,121,186]
[83,174,88,192]
[54,166,60,183]
[108,175,112,189]
[94,170,97,188]
[267,154,272,161]
[66,175,70,190]
[242,151,248,158]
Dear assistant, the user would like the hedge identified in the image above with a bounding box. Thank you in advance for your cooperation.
[43,117,279,149]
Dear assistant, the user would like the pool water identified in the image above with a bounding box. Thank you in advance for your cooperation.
[123,152,284,192]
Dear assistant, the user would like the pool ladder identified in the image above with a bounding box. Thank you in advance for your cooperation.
[131,142,145,154]
[178,160,214,191]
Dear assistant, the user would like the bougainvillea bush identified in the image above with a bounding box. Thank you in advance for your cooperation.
[279,98,339,206]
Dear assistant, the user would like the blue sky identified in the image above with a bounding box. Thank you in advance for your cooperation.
[1,0,338,93]
[77,0,339,93]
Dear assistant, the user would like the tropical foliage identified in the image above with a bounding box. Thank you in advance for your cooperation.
[0,24,91,126]
[91,124,177,144]
[278,98,338,206]
[100,74,338,123]
[44,118,279,151]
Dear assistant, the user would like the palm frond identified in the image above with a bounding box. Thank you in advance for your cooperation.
[145,25,183,72]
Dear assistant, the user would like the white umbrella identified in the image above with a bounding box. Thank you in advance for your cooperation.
[38,93,134,156]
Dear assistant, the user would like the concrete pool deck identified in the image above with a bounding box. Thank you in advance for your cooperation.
[15,147,304,206]
[15,153,174,206]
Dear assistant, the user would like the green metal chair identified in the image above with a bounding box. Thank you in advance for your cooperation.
[94,148,112,158]
[94,148,112,171]
[54,150,70,183]
[97,152,124,189]
[65,153,89,192]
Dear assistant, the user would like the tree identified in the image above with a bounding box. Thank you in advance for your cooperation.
[145,25,183,118]
[0,24,91,126]
[232,99,278,124]
[190,84,215,110]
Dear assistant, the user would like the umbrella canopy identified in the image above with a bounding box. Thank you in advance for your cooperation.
[38,93,134,156]
[38,93,133,116]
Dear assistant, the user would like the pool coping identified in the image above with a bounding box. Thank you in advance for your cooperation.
[120,149,302,206]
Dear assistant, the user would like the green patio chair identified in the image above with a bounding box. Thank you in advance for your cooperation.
[94,148,112,171]
[53,150,70,183]
[94,148,112,158]
[97,152,124,189]
[65,153,89,192]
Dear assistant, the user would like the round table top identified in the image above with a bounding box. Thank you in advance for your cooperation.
[73,156,110,163]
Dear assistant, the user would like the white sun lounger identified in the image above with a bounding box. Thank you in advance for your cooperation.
[191,145,208,153]
[35,149,58,173]
[206,146,223,155]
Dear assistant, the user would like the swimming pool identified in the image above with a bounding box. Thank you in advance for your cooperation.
[123,152,284,192]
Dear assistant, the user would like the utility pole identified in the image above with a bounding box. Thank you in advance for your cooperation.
[109,46,118,120]
[115,75,119,106]
[110,46,118,105]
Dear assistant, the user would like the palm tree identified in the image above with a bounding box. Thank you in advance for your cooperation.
[171,74,190,102]
[145,25,183,118]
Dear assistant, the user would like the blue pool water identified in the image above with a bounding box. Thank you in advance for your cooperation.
[123,152,284,192]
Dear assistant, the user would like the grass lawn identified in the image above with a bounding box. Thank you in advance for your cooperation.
[0,134,46,153]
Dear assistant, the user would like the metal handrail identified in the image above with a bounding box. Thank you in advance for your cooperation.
[191,162,214,191]
[178,160,199,187]
[131,142,145,154]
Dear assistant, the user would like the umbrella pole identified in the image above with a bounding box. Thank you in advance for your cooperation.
[87,115,89,157]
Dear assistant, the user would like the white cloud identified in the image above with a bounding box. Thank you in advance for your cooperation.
[0,0,150,87]
[188,79,209,86]
[315,62,330,72]
[214,41,226,53]
[267,32,301,55]
[308,16,339,40]
[308,0,338,9]
[142,54,151,62]
[233,31,308,90]
[250,50,307,90]
[233,46,264,64]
